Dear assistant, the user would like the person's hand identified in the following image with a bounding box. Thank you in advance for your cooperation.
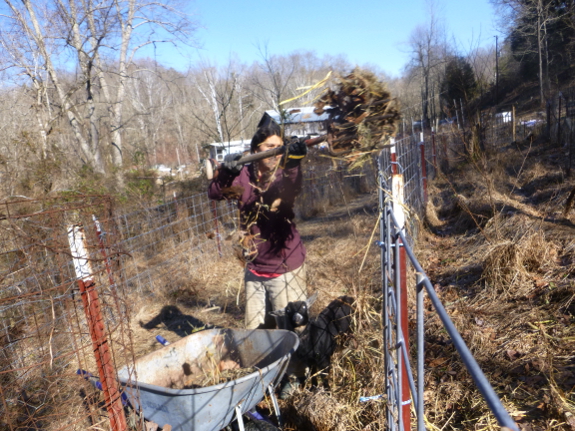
[222,153,242,175]
[288,136,308,159]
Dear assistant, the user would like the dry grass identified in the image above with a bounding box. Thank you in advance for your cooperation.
[420,132,575,430]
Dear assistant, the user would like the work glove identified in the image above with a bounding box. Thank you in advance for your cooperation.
[283,136,308,167]
[288,136,308,158]
[222,153,242,175]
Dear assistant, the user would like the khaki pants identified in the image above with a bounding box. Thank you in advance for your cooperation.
[244,265,307,329]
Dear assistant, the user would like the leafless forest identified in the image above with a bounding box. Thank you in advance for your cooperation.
[0,0,499,199]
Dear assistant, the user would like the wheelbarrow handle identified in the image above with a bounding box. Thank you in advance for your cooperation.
[205,135,327,180]
[77,369,130,406]
[155,335,170,346]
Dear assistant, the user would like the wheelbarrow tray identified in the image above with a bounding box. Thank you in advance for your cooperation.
[117,328,298,431]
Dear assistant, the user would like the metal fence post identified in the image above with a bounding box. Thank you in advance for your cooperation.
[391,173,410,429]
[67,225,127,431]
[173,191,179,218]
[419,132,428,205]
[378,155,394,429]
[390,139,411,429]
[454,99,461,130]
[416,273,425,431]
[512,105,516,142]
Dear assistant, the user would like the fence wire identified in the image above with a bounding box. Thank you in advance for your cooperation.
[376,126,522,430]
[0,159,374,431]
[0,196,134,430]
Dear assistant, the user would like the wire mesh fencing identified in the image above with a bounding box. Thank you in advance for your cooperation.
[111,193,237,298]
[375,125,520,431]
[0,158,376,431]
[298,157,376,219]
[0,196,135,430]
[376,180,519,430]
[0,191,244,431]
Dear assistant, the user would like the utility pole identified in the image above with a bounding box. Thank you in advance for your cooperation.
[495,35,499,106]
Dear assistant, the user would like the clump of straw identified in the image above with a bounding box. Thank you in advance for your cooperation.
[314,68,401,163]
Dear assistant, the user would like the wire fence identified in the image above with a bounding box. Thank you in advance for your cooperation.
[0,157,376,431]
[111,193,237,297]
[373,100,570,430]
[0,196,134,431]
[375,133,521,429]
[376,189,519,430]
[0,107,551,431]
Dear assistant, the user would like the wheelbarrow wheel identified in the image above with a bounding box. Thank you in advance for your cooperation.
[226,418,280,431]
[244,419,280,431]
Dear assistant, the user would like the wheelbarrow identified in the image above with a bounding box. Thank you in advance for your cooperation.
[116,328,299,431]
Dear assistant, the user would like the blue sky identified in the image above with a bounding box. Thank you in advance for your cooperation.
[153,0,499,78]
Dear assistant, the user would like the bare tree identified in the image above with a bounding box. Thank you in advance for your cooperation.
[491,0,566,103]
[188,59,257,146]
[126,63,173,166]
[467,45,496,101]
[280,51,334,106]
[250,43,298,126]
[0,0,197,174]
[407,3,448,128]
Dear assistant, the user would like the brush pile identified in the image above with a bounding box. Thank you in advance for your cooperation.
[314,67,401,161]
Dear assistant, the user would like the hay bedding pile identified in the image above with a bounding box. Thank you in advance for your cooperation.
[314,68,401,162]
[174,362,257,390]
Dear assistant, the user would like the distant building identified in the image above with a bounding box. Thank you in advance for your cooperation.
[207,139,251,162]
[259,107,330,138]
[206,107,330,161]
[495,111,512,123]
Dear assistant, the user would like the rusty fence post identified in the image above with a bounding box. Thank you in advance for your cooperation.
[419,132,428,206]
[390,141,412,430]
[68,226,127,431]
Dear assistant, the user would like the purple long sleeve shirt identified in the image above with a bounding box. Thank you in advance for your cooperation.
[208,163,306,274]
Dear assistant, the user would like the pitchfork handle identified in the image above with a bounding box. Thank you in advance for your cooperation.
[235,135,327,165]
[205,135,327,180]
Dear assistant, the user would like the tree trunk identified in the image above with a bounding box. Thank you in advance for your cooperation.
[538,8,545,105]
[20,0,105,173]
